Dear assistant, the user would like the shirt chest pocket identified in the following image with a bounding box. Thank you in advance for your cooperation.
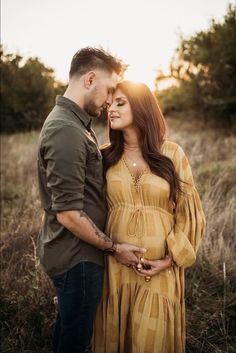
[86,149,103,181]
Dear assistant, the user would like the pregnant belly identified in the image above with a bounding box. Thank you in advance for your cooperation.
[106,208,173,260]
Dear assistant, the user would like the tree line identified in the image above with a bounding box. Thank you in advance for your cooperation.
[156,4,236,127]
[1,4,235,133]
[0,47,66,133]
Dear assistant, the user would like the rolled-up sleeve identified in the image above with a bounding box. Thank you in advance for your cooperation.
[166,145,206,268]
[42,123,86,212]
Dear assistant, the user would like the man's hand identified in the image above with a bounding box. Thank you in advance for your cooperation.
[114,243,146,266]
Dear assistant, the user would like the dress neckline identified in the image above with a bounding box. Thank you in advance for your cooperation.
[122,157,148,186]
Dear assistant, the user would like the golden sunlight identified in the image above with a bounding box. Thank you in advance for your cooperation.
[124,64,158,90]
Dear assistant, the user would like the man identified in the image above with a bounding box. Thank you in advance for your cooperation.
[37,47,145,353]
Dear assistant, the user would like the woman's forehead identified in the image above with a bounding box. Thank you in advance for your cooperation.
[113,89,126,100]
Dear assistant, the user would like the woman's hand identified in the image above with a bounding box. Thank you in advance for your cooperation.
[132,256,173,278]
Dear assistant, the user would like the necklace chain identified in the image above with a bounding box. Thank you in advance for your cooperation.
[126,156,141,167]
[124,143,140,151]
[124,143,141,167]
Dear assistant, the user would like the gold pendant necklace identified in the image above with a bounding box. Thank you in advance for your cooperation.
[132,159,139,167]
[127,155,141,167]
[124,147,142,168]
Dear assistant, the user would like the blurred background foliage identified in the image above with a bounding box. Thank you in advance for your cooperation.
[0,47,66,133]
[1,5,236,133]
[156,4,236,128]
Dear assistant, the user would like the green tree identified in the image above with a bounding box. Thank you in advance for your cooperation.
[0,46,66,133]
[156,4,236,126]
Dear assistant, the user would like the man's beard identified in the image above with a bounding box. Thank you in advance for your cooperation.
[84,100,101,117]
[84,89,103,117]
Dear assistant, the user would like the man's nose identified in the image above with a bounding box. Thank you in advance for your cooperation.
[106,93,113,106]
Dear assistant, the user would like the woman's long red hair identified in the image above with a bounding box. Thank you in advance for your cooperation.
[102,81,181,205]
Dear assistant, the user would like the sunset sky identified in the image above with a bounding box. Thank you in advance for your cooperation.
[2,0,231,89]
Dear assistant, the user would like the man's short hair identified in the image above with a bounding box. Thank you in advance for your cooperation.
[69,47,123,78]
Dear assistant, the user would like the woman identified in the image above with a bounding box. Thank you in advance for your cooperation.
[93,81,205,353]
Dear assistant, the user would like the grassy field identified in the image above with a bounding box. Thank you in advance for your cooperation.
[1,112,236,353]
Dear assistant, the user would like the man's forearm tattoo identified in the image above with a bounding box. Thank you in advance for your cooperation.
[79,211,111,243]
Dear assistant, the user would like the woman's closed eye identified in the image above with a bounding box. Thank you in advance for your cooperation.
[117,102,125,107]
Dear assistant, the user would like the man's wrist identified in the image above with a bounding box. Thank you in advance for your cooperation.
[103,241,118,255]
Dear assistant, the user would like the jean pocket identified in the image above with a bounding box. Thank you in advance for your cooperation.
[51,271,68,292]
[83,261,104,276]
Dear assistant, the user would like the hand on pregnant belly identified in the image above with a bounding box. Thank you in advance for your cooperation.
[133,256,173,278]
[114,243,146,267]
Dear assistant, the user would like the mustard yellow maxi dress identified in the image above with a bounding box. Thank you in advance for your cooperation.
[93,140,206,353]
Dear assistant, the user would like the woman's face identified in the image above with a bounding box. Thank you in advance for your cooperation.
[108,89,133,131]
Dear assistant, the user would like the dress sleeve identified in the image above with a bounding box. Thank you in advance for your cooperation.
[166,145,206,268]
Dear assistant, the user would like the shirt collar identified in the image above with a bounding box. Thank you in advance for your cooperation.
[56,95,92,130]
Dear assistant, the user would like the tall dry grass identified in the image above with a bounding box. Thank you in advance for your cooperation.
[0,113,235,352]
[166,113,236,353]
[1,132,54,353]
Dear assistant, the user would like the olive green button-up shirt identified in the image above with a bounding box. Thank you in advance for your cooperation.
[37,96,107,277]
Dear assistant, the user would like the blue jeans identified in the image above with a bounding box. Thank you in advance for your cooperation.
[51,261,104,353]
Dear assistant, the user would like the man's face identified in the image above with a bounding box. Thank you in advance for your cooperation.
[84,71,119,117]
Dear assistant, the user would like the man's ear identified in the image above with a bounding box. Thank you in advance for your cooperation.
[84,71,96,89]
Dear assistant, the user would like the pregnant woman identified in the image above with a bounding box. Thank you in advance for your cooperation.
[93,81,206,353]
